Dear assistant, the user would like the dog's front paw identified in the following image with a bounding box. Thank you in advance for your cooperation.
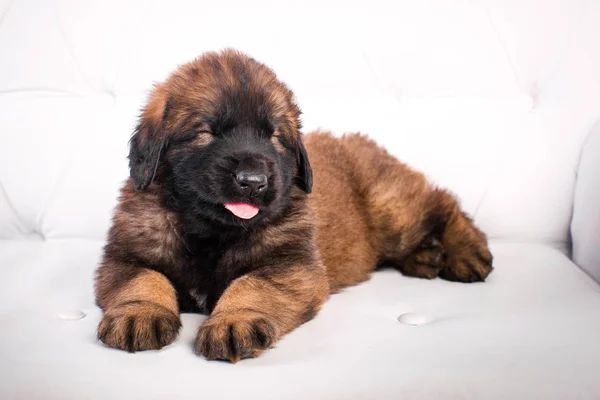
[195,310,278,363]
[97,301,181,352]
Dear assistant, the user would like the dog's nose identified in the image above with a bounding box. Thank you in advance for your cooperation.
[235,171,268,196]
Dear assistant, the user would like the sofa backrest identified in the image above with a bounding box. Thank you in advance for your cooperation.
[1,0,599,254]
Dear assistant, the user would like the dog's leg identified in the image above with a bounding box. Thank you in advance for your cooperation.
[398,188,493,282]
[433,191,494,282]
[333,133,492,282]
[194,265,329,363]
[95,264,181,352]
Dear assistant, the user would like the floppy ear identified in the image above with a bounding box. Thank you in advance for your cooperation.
[128,91,170,190]
[128,124,166,190]
[294,137,313,194]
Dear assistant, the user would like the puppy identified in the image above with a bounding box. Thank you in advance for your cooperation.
[95,49,493,362]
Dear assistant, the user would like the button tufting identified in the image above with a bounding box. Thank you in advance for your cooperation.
[57,310,86,321]
[398,312,428,326]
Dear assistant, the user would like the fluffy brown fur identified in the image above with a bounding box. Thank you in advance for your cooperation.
[95,49,493,363]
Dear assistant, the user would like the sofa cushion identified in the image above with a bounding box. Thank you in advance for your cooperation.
[1,240,599,399]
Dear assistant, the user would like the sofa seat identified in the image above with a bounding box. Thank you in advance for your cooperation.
[1,239,599,400]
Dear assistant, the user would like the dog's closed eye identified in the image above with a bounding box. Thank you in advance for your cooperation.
[173,129,214,147]
[193,132,214,147]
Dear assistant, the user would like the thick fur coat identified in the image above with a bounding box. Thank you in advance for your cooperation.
[95,49,493,362]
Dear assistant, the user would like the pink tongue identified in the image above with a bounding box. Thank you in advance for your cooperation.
[224,203,259,219]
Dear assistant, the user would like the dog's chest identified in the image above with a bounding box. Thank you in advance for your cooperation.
[175,236,259,313]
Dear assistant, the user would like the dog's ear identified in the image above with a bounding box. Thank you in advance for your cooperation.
[128,89,170,190]
[294,137,313,194]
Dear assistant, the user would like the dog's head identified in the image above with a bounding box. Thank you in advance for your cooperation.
[128,49,311,227]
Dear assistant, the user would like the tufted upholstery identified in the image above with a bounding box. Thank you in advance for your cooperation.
[1,1,600,399]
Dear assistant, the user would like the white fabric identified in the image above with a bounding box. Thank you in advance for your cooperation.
[572,120,600,283]
[1,241,600,400]
[1,0,600,398]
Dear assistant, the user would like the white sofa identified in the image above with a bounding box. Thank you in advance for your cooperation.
[1,1,600,399]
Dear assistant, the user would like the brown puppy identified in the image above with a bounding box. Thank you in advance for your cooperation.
[95,49,493,362]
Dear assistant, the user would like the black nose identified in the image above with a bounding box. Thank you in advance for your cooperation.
[236,171,268,196]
